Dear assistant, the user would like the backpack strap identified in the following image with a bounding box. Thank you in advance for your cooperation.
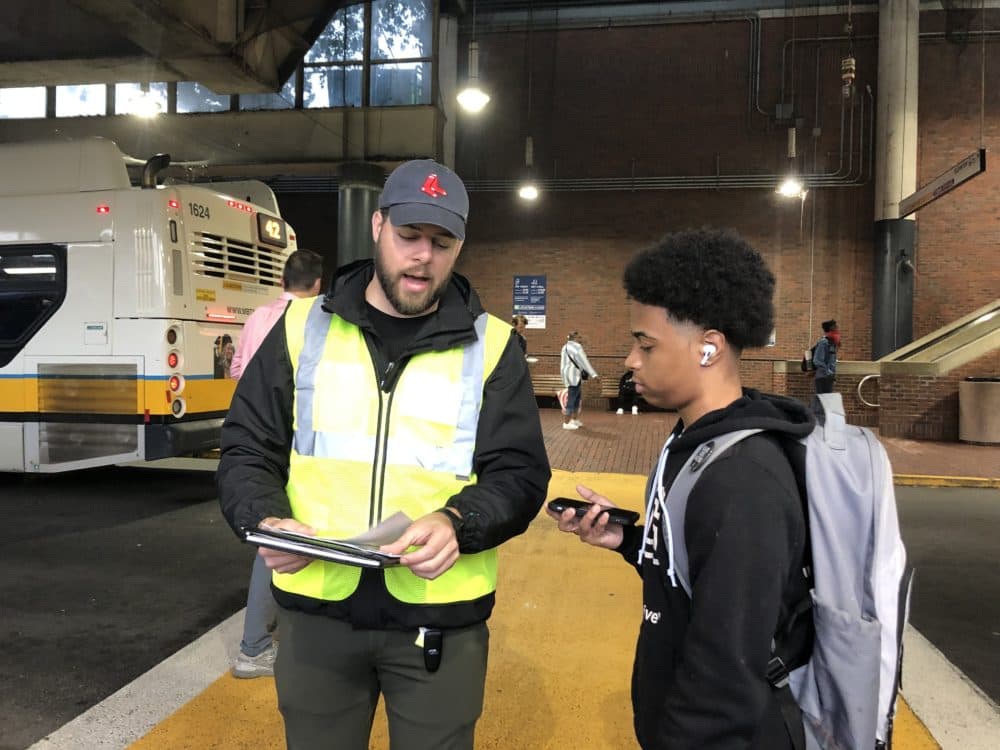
[662,428,763,596]
[811,391,847,450]
[773,683,806,750]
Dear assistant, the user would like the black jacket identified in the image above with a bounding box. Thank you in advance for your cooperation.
[617,390,815,750]
[217,260,551,629]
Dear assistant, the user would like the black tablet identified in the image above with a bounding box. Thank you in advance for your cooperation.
[244,526,402,568]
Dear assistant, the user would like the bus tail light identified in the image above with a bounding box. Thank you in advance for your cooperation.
[167,350,182,369]
[171,398,187,418]
[168,374,185,394]
[166,325,180,345]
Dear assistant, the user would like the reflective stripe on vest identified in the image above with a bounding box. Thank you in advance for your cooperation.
[277,296,509,605]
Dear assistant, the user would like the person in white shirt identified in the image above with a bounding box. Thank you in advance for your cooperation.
[229,248,323,678]
[560,331,599,429]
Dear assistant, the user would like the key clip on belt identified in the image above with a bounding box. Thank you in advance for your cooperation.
[422,627,443,673]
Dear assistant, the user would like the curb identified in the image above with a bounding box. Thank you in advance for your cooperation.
[894,474,1000,489]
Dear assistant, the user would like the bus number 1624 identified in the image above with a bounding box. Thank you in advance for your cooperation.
[188,202,211,219]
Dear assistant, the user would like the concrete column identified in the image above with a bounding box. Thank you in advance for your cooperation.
[873,219,916,355]
[872,0,919,358]
[438,14,459,166]
[336,162,384,268]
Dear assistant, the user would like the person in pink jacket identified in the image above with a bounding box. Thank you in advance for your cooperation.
[230,250,323,379]
[230,248,323,678]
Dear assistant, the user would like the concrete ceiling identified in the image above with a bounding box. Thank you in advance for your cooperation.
[0,0,853,175]
[0,0,851,95]
[0,0,346,94]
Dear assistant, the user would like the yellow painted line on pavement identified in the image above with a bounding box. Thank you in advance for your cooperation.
[893,698,942,750]
[895,474,1000,489]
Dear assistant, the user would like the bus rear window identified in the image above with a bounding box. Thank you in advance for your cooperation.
[0,244,67,367]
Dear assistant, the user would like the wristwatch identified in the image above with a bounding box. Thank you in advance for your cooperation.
[437,506,465,539]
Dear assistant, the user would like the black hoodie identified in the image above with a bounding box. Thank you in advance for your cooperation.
[617,390,815,750]
[217,260,550,630]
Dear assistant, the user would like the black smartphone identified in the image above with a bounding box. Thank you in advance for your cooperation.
[547,498,639,526]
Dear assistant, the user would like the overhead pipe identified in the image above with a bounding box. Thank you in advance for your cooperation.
[463,86,873,193]
[469,16,878,193]
[266,88,875,195]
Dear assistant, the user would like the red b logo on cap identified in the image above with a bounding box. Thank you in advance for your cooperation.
[421,174,448,198]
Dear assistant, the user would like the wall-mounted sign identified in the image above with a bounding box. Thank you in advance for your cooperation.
[899,149,986,218]
[513,275,546,329]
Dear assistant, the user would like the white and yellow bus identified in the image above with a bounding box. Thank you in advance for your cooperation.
[0,138,297,472]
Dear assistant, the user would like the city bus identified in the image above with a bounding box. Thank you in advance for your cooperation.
[0,138,297,472]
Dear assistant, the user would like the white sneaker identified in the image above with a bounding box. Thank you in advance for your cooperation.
[571,419,583,427]
[232,642,278,679]
[616,408,624,415]
[631,406,639,415]
[561,422,579,430]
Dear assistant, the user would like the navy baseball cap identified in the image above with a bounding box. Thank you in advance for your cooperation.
[378,159,469,240]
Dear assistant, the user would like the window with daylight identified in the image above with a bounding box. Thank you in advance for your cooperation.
[56,84,107,117]
[115,82,168,116]
[302,3,365,108]
[370,0,432,106]
[304,0,434,109]
[177,82,231,113]
[304,3,365,108]
[0,87,46,119]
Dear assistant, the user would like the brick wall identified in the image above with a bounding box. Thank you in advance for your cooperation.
[880,353,1000,441]
[915,13,1000,337]
[274,9,999,442]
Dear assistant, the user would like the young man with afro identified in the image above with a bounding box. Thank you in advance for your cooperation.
[549,228,815,749]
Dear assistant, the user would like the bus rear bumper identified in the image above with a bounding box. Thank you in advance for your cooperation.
[145,418,224,460]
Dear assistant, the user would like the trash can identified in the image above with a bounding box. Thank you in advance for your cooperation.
[959,377,1000,444]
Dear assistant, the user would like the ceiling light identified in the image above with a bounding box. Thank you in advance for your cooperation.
[776,177,805,198]
[457,40,490,113]
[517,136,540,201]
[457,84,490,113]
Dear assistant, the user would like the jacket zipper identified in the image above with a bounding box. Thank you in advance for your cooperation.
[370,357,405,527]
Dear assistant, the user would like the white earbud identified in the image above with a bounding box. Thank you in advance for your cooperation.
[700,344,717,366]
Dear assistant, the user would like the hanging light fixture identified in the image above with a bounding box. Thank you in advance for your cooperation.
[518,136,540,201]
[777,176,805,198]
[516,8,539,202]
[457,0,490,113]
[776,126,807,199]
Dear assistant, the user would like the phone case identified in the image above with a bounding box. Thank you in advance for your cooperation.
[547,498,639,525]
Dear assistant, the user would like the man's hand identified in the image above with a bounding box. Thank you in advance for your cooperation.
[380,510,460,580]
[545,484,624,550]
[256,516,316,575]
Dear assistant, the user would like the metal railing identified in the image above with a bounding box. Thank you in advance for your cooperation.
[857,374,880,408]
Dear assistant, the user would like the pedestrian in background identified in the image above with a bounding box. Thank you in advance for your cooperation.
[511,314,528,356]
[560,331,599,430]
[228,248,323,679]
[812,319,839,394]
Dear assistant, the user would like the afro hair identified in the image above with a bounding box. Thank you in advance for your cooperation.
[622,228,775,351]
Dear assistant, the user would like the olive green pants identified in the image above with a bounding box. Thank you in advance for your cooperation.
[275,609,489,750]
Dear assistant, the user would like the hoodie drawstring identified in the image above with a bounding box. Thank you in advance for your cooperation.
[639,432,677,587]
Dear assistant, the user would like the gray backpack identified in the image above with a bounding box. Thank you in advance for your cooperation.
[662,393,913,750]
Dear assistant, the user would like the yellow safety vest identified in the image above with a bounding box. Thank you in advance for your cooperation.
[275,296,509,605]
